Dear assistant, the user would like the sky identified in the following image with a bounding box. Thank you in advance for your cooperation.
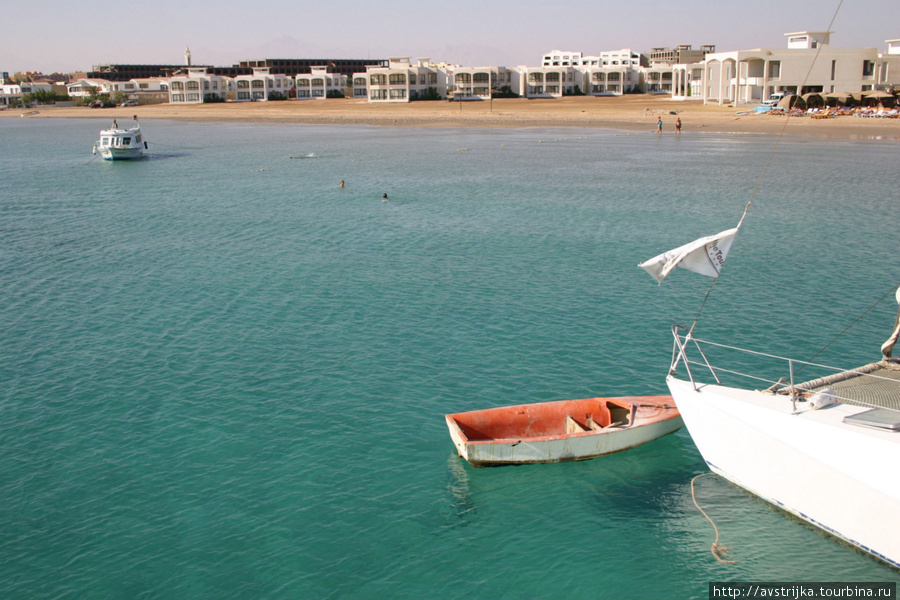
[4,0,899,74]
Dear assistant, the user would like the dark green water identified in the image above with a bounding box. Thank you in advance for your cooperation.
[1,118,898,598]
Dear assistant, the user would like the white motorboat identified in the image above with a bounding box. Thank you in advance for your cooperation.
[93,117,146,160]
[665,296,900,569]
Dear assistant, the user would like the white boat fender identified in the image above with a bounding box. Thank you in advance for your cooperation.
[809,388,837,409]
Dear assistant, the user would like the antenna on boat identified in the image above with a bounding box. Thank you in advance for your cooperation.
[682,0,845,333]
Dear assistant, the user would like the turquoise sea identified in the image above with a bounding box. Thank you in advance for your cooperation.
[1,117,899,599]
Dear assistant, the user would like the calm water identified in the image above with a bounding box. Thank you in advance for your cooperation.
[1,118,898,599]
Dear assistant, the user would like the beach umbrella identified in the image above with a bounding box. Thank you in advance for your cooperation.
[851,91,867,102]
[862,89,896,107]
[823,91,852,107]
[801,92,824,107]
[776,94,796,109]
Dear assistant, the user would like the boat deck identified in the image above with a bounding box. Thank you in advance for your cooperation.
[795,360,900,412]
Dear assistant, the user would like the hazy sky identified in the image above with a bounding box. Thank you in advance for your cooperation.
[4,0,898,74]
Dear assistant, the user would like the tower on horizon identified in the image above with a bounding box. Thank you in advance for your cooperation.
[185,46,192,67]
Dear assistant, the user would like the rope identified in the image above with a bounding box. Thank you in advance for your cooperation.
[691,473,738,564]
[147,142,203,150]
[796,282,900,376]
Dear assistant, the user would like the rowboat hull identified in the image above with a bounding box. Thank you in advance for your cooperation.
[445,395,682,467]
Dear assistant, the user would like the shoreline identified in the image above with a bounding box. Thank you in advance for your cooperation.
[3,95,899,139]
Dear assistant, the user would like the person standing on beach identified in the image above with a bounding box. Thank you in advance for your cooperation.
[675,117,682,134]
[656,117,663,133]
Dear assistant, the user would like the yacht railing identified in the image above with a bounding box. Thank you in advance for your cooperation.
[669,324,900,411]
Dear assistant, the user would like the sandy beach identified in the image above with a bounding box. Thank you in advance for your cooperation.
[3,95,899,139]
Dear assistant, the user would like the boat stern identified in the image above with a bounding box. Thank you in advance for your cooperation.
[444,415,474,463]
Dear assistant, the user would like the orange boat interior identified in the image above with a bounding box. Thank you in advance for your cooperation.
[450,397,671,442]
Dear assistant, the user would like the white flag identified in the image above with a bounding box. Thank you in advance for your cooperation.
[639,227,739,283]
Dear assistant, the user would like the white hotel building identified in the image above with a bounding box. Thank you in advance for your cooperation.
[233,67,292,102]
[74,31,897,107]
[701,31,900,105]
[357,57,447,102]
[448,66,513,100]
[295,67,346,99]
[168,68,229,104]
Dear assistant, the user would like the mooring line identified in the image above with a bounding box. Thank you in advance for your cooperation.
[691,473,738,564]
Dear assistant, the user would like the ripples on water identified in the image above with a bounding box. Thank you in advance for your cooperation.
[1,119,898,598]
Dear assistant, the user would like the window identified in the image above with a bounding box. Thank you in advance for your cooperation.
[546,72,560,82]
[354,78,366,87]
[389,74,406,85]
[252,90,265,99]
[862,60,875,78]
[528,73,543,83]
[187,93,199,102]
[409,74,417,85]
[389,88,406,99]
[831,60,836,80]
[171,81,184,90]
[238,91,250,100]
[370,74,386,85]
[455,73,471,84]
[312,78,324,87]
[608,73,620,82]
[251,80,264,89]
[592,72,605,82]
[237,80,249,89]
[297,79,310,87]
[297,89,310,98]
[769,61,781,78]
[370,89,387,100]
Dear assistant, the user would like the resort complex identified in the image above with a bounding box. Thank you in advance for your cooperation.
[2,32,899,108]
